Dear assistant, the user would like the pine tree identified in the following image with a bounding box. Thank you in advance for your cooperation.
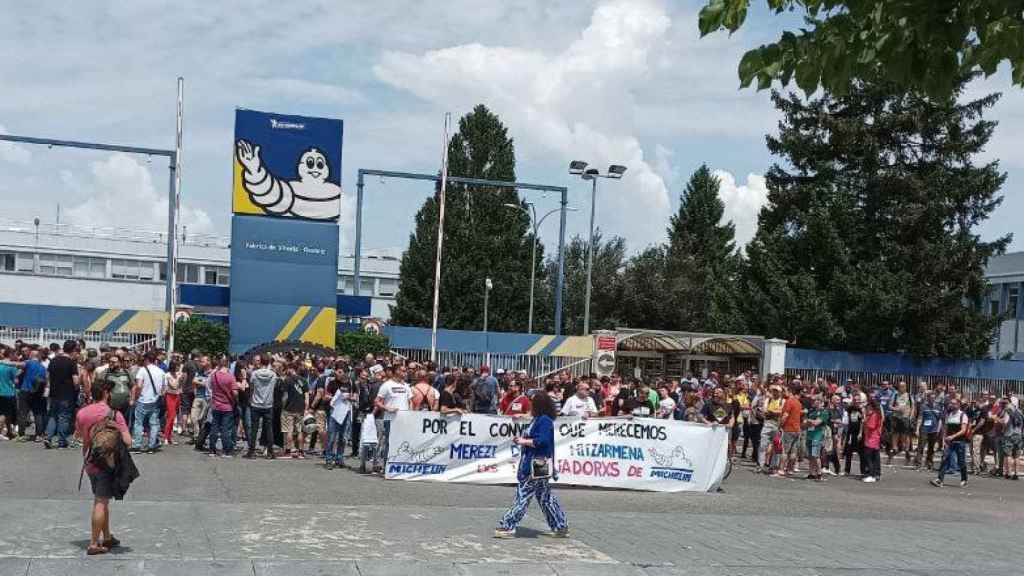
[536,232,626,335]
[662,165,743,333]
[390,105,538,332]
[744,75,1011,357]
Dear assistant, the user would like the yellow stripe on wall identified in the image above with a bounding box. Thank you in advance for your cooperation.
[116,311,167,335]
[276,306,311,341]
[550,336,595,358]
[299,307,337,348]
[526,335,555,355]
[86,309,123,332]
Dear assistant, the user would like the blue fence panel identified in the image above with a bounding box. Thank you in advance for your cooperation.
[786,348,1024,381]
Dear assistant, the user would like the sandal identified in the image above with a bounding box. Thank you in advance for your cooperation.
[87,544,109,556]
[102,536,120,548]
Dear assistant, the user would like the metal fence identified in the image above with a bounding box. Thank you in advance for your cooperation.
[392,348,593,379]
[786,367,1024,401]
[0,326,158,350]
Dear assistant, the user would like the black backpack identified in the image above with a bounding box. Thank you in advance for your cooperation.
[473,378,493,412]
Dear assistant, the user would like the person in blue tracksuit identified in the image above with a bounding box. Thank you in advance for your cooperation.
[494,391,569,538]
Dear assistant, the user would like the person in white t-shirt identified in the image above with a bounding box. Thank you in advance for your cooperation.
[374,370,411,471]
[560,382,598,418]
[131,351,166,453]
[656,385,676,419]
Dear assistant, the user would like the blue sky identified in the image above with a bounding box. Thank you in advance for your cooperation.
[1,1,1020,257]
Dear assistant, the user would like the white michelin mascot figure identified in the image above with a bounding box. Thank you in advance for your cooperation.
[236,139,341,220]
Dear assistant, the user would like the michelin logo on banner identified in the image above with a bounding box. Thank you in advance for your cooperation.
[384,413,729,493]
[233,109,344,221]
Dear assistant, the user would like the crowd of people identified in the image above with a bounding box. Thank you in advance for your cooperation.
[1,339,1022,489]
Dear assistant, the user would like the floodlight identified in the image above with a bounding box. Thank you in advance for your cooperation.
[607,165,627,179]
[568,160,588,175]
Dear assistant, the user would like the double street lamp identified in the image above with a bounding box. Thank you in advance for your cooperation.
[504,202,578,333]
[569,160,627,335]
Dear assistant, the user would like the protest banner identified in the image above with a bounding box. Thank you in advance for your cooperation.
[384,412,729,492]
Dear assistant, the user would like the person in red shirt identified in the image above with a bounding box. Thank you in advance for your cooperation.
[861,398,885,483]
[75,381,132,556]
[775,386,804,477]
[208,356,238,458]
[499,379,532,416]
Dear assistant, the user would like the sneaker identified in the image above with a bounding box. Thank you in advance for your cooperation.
[930,479,943,488]
[862,476,876,483]
[823,469,837,476]
[493,528,516,539]
[542,528,570,538]
[325,462,335,470]
[959,480,968,488]
[43,439,52,449]
[221,454,233,459]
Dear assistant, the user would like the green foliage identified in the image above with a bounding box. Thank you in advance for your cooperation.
[536,232,627,335]
[390,105,540,332]
[662,165,744,333]
[742,75,1011,357]
[336,330,390,359]
[174,316,229,357]
[699,1,1024,96]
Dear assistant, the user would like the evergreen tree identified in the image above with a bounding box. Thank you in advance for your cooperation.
[744,76,1011,357]
[390,105,538,332]
[662,165,743,333]
[537,232,626,335]
[620,245,670,329]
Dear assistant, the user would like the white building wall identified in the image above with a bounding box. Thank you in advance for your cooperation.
[0,274,166,311]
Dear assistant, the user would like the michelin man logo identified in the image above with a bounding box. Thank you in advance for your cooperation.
[236,139,341,220]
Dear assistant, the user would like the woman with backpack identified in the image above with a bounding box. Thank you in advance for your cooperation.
[75,380,135,556]
[410,370,439,411]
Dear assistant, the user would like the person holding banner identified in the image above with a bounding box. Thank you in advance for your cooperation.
[495,392,569,539]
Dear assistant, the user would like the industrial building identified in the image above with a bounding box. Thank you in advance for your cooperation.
[0,218,397,347]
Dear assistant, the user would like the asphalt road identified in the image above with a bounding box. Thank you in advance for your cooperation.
[1,439,1022,575]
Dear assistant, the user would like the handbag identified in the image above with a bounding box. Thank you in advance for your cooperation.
[530,457,552,480]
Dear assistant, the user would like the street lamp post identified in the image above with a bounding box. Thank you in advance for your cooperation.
[483,277,493,366]
[503,202,577,334]
[569,161,627,336]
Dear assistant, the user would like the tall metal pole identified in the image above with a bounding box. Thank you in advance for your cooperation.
[483,278,491,366]
[527,204,538,334]
[583,176,597,336]
[430,114,452,362]
[166,77,183,353]
[354,170,364,296]
[554,188,567,335]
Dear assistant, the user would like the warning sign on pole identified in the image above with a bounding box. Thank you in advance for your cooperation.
[593,331,617,377]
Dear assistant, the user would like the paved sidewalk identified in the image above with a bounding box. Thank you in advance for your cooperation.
[2,441,1023,575]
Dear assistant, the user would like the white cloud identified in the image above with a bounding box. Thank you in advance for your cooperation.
[0,124,31,165]
[247,78,365,106]
[373,0,675,249]
[712,169,767,249]
[64,153,213,234]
